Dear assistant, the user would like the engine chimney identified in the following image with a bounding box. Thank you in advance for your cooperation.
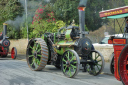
[3,23,7,38]
[78,0,87,38]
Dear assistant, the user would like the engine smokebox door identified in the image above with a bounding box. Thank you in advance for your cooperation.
[74,37,92,56]
[2,39,10,48]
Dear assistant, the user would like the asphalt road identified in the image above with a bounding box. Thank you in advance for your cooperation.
[0,55,123,85]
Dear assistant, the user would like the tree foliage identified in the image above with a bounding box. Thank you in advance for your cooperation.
[0,0,128,39]
[85,0,110,31]
[30,5,66,38]
[53,0,79,24]
[0,0,23,23]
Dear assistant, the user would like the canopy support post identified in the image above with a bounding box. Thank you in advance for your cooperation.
[114,19,115,35]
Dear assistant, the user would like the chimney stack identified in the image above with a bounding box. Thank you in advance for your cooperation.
[78,0,87,38]
[3,23,7,38]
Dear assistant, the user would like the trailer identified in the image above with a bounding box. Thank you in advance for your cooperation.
[100,6,128,85]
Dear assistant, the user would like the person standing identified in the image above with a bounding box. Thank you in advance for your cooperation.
[125,19,128,33]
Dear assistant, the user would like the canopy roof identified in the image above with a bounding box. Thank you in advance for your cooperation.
[99,6,128,19]
[102,13,128,19]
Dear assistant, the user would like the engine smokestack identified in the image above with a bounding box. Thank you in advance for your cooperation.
[78,0,87,38]
[3,23,7,38]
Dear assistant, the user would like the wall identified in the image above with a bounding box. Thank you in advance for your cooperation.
[94,46,114,62]
[9,39,28,54]
[9,39,114,61]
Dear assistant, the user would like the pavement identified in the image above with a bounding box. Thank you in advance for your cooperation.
[8,54,113,75]
[0,54,123,85]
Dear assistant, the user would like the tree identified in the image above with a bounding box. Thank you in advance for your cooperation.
[124,0,128,5]
[0,0,23,23]
[50,0,110,31]
[30,5,57,37]
[108,0,125,8]
[85,0,110,31]
[53,0,79,25]
[0,0,23,35]
[106,0,125,34]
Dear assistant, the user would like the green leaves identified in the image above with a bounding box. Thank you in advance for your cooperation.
[30,19,66,37]
[0,0,23,23]
[53,0,79,24]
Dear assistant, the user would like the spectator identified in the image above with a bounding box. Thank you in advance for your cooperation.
[125,19,128,33]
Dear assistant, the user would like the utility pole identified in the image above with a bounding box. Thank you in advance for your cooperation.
[25,0,29,42]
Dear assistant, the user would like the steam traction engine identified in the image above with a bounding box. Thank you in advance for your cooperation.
[0,23,17,59]
[26,0,105,78]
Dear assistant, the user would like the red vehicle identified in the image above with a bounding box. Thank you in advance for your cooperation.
[100,6,128,85]
[0,23,17,59]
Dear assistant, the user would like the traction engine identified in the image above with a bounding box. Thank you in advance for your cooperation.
[0,23,17,59]
[26,0,105,78]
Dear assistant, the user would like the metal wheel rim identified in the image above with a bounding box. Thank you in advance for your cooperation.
[87,50,105,76]
[27,39,41,70]
[62,50,80,78]
[110,53,114,74]
[26,38,48,71]
[11,47,17,59]
[118,45,128,85]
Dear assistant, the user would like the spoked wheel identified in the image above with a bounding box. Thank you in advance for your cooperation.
[118,45,128,85]
[87,50,105,76]
[11,47,17,59]
[61,50,80,78]
[110,53,114,74]
[26,38,48,71]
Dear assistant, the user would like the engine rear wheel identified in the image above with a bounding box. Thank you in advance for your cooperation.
[110,53,114,74]
[118,45,128,85]
[26,38,48,71]
[61,50,80,78]
[87,50,105,76]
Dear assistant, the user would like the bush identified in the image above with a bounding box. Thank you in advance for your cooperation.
[30,20,66,38]
[29,5,66,38]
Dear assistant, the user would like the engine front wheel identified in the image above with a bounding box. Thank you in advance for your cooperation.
[26,38,48,71]
[61,50,80,78]
[87,50,105,76]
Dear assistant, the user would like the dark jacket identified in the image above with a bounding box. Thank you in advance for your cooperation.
[125,24,128,33]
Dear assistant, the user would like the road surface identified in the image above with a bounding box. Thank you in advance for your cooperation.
[0,55,123,85]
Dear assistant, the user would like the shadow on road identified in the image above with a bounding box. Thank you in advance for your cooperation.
[7,76,34,85]
[0,58,12,60]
